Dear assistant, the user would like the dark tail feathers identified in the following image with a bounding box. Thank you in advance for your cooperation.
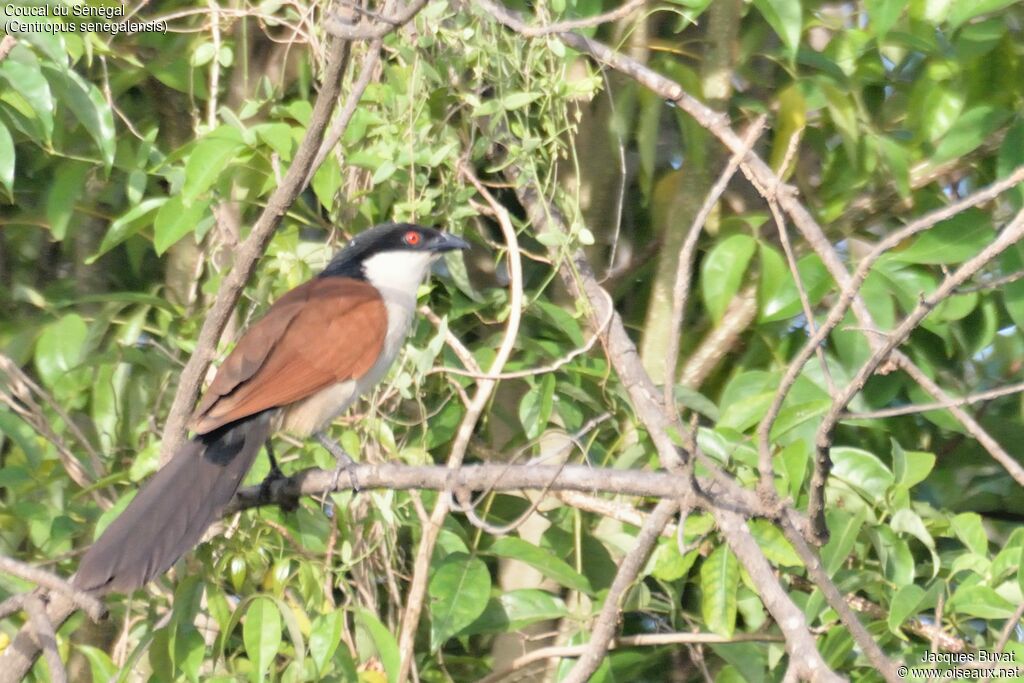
[73,414,272,595]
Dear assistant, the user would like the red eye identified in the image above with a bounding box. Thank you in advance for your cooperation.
[404,230,422,246]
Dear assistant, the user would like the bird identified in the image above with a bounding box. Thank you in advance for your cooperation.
[72,223,469,595]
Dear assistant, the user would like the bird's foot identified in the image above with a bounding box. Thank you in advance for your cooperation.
[315,432,360,494]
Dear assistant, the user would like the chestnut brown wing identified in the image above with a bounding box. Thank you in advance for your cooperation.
[190,277,388,434]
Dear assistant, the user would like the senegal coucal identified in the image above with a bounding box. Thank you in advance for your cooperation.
[73,223,469,595]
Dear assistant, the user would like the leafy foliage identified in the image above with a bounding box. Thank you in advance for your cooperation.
[2,0,1024,681]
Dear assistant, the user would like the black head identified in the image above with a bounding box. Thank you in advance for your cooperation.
[320,223,470,280]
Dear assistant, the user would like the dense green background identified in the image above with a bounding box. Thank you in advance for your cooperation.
[2,0,1024,680]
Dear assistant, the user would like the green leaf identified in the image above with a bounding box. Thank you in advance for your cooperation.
[865,0,906,37]
[887,209,993,265]
[701,233,756,323]
[752,0,802,60]
[651,537,698,582]
[948,585,1016,619]
[673,385,720,421]
[182,131,244,204]
[354,608,400,683]
[887,584,926,636]
[78,644,118,682]
[821,508,866,577]
[912,85,964,144]
[428,553,491,650]
[0,44,54,141]
[890,508,939,577]
[518,374,556,440]
[951,512,988,555]
[1002,244,1024,330]
[700,545,739,637]
[154,195,212,255]
[931,106,1011,165]
[243,597,282,683]
[873,526,915,586]
[892,440,935,489]
[0,121,13,193]
[991,529,1024,583]
[463,589,569,635]
[34,313,88,388]
[489,537,592,594]
[777,440,809,500]
[501,92,541,110]
[758,248,830,323]
[371,160,398,186]
[717,371,778,434]
[42,66,116,168]
[997,119,1024,210]
[309,611,345,675]
[88,197,166,263]
[876,135,910,198]
[748,520,802,567]
[769,399,831,440]
[46,161,89,240]
[948,0,1018,28]
[830,447,894,500]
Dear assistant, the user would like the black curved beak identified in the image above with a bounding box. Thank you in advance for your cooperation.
[429,232,471,252]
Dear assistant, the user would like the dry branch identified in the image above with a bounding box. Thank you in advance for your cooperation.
[561,499,680,683]
[483,0,1024,548]
[0,557,106,622]
[810,207,1024,537]
[507,172,846,680]
[478,631,785,683]
[158,34,352,466]
[394,165,524,683]
[227,463,705,514]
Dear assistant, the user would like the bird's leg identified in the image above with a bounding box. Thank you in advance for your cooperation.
[265,440,283,479]
[315,432,359,493]
[259,441,296,511]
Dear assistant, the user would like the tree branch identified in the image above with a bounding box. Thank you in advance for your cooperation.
[0,557,106,622]
[810,207,1024,538]
[506,168,846,680]
[562,498,680,683]
[394,165,524,683]
[158,34,352,466]
[226,463,715,515]
[478,630,784,683]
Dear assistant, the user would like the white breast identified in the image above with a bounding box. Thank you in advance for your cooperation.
[280,248,438,436]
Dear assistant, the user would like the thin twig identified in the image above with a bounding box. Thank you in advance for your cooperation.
[0,556,106,622]
[478,630,784,683]
[0,353,105,485]
[957,268,1024,293]
[810,207,1024,539]
[840,380,1024,419]
[23,596,66,683]
[484,0,649,37]
[433,288,613,380]
[561,498,680,683]
[158,35,353,466]
[325,0,429,39]
[394,165,524,683]
[663,116,766,409]
[977,599,1024,683]
[305,39,384,186]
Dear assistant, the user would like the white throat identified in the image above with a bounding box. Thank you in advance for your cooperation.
[360,249,440,381]
[360,250,439,306]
